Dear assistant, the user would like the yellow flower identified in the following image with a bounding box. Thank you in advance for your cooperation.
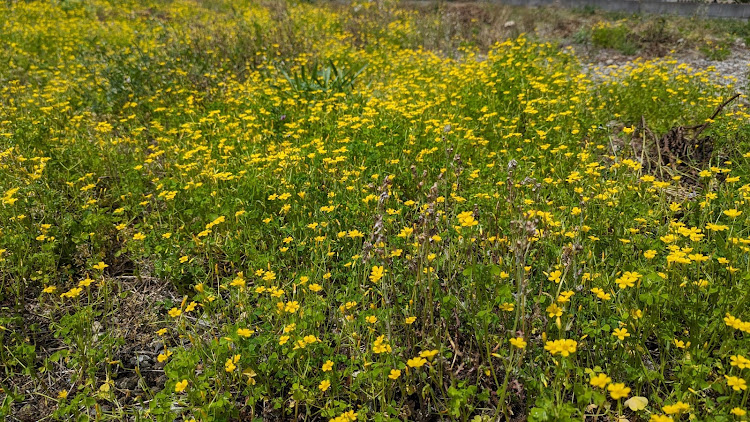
[615,271,642,289]
[388,369,401,380]
[613,327,630,341]
[318,379,331,392]
[557,291,574,303]
[591,287,611,301]
[589,373,611,389]
[726,375,747,391]
[419,350,439,360]
[230,275,246,288]
[279,335,290,345]
[731,355,750,369]
[457,211,478,227]
[396,226,414,238]
[405,317,416,324]
[309,283,322,292]
[673,338,689,349]
[133,232,146,241]
[643,250,656,259]
[607,382,631,400]
[547,270,562,283]
[43,285,57,294]
[93,262,108,271]
[724,209,742,218]
[731,408,747,416]
[662,401,690,415]
[78,277,94,287]
[237,328,254,338]
[546,303,563,318]
[509,337,527,349]
[168,307,182,318]
[649,416,674,422]
[407,357,427,368]
[322,360,333,372]
[175,379,188,393]
[60,287,83,299]
[544,339,577,357]
[369,265,385,283]
[500,302,514,312]
[179,255,189,263]
[372,335,392,354]
[284,301,300,313]
[157,352,172,363]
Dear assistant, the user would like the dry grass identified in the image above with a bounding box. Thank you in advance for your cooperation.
[391,1,750,61]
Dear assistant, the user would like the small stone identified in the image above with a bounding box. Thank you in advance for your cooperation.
[605,59,614,65]
[136,354,153,369]
[16,404,36,422]
[503,20,515,28]
[116,376,138,390]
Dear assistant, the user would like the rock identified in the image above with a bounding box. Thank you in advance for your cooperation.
[503,20,515,28]
[116,376,138,390]
[16,404,37,422]
[605,59,614,65]
[136,354,153,369]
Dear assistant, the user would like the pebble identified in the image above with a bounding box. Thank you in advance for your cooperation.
[583,48,749,94]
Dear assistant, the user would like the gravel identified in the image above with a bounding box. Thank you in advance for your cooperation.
[581,46,750,94]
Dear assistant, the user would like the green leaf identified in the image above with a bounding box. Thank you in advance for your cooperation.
[529,407,548,421]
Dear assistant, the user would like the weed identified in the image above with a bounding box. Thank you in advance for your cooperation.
[591,20,638,55]
[1,1,749,421]
[700,39,732,61]
[277,59,368,98]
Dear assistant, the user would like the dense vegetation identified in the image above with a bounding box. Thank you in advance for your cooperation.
[1,1,750,421]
